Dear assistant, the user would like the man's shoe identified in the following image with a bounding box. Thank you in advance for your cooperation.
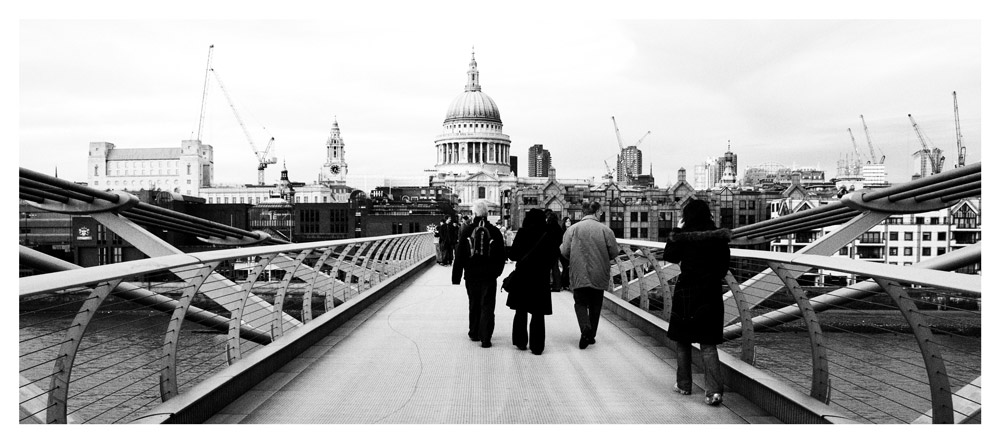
[531,349,543,355]
[516,344,527,351]
[579,335,589,349]
[469,334,480,342]
[705,393,723,406]
[587,335,596,345]
[481,341,492,348]
[673,383,691,395]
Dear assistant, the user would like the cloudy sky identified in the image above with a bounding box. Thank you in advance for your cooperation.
[17,7,983,188]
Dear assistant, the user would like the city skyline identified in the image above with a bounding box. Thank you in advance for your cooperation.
[18,14,982,189]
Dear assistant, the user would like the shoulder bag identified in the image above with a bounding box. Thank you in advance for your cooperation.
[501,232,547,293]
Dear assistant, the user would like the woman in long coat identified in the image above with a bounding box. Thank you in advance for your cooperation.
[506,208,561,355]
[663,199,731,406]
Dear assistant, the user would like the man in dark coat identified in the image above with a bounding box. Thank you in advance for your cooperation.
[663,199,731,406]
[441,215,458,265]
[452,199,506,348]
[506,208,561,355]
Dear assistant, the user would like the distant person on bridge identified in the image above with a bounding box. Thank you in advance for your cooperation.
[663,199,731,407]
[435,215,456,266]
[506,208,561,355]
[453,200,507,348]
[560,201,620,350]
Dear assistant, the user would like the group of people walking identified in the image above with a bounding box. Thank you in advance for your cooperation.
[449,198,731,407]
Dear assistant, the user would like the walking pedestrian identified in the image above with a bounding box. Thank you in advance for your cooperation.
[545,210,563,291]
[436,215,455,266]
[559,217,572,290]
[663,199,731,406]
[452,200,507,348]
[444,215,459,265]
[505,208,561,355]
[560,201,619,350]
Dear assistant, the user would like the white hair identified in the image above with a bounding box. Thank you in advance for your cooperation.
[471,199,489,217]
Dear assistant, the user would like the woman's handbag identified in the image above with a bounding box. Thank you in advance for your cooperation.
[501,232,547,293]
[501,268,523,293]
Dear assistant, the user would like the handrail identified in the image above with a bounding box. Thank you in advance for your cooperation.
[20,232,426,298]
[19,231,435,423]
[612,237,980,424]
[620,239,979,294]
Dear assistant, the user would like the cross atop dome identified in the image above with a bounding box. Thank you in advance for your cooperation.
[465,47,481,92]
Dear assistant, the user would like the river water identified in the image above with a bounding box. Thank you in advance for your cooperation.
[20,311,980,424]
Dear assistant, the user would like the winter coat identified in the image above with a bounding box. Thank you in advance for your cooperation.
[446,222,459,247]
[505,224,561,315]
[560,215,620,291]
[452,217,506,284]
[436,221,458,247]
[663,228,732,345]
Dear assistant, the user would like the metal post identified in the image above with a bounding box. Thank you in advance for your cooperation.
[874,277,953,423]
[228,254,278,363]
[769,262,830,403]
[272,249,312,339]
[161,263,220,401]
[48,278,123,423]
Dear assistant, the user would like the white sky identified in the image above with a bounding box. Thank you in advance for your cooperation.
[14,4,987,187]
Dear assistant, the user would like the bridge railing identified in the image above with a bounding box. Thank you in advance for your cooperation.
[610,238,980,424]
[19,232,435,424]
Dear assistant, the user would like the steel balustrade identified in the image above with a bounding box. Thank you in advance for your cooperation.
[608,238,979,424]
[19,233,434,424]
[18,164,980,424]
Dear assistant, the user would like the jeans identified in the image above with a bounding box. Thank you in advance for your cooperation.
[675,342,724,396]
[512,310,545,353]
[572,287,604,338]
[465,279,497,343]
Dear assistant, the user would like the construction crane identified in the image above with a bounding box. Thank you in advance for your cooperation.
[859,115,885,164]
[908,113,945,176]
[847,127,863,166]
[602,160,615,184]
[953,91,967,168]
[610,116,650,182]
[196,45,214,141]
[204,51,277,185]
[611,116,626,150]
[634,130,652,148]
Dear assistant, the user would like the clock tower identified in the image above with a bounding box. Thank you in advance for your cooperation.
[320,117,348,184]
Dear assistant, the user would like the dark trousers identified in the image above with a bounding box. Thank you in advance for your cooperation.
[675,342,724,396]
[572,287,604,338]
[512,310,545,353]
[559,257,569,288]
[550,262,561,291]
[465,279,497,343]
[442,243,454,264]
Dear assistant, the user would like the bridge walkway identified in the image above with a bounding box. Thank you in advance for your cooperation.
[206,262,778,424]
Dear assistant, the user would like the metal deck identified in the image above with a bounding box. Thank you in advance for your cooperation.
[206,263,778,424]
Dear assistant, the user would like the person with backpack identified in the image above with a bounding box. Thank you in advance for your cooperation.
[452,199,506,348]
[505,208,561,355]
[560,201,619,350]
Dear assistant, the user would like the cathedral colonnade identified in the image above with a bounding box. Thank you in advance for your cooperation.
[437,141,510,165]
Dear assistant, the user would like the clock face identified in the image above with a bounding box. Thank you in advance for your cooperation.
[331,165,340,174]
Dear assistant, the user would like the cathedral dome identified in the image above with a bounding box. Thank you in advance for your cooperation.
[445,91,501,123]
[443,51,501,124]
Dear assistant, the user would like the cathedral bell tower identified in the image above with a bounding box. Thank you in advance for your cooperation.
[320,117,348,184]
